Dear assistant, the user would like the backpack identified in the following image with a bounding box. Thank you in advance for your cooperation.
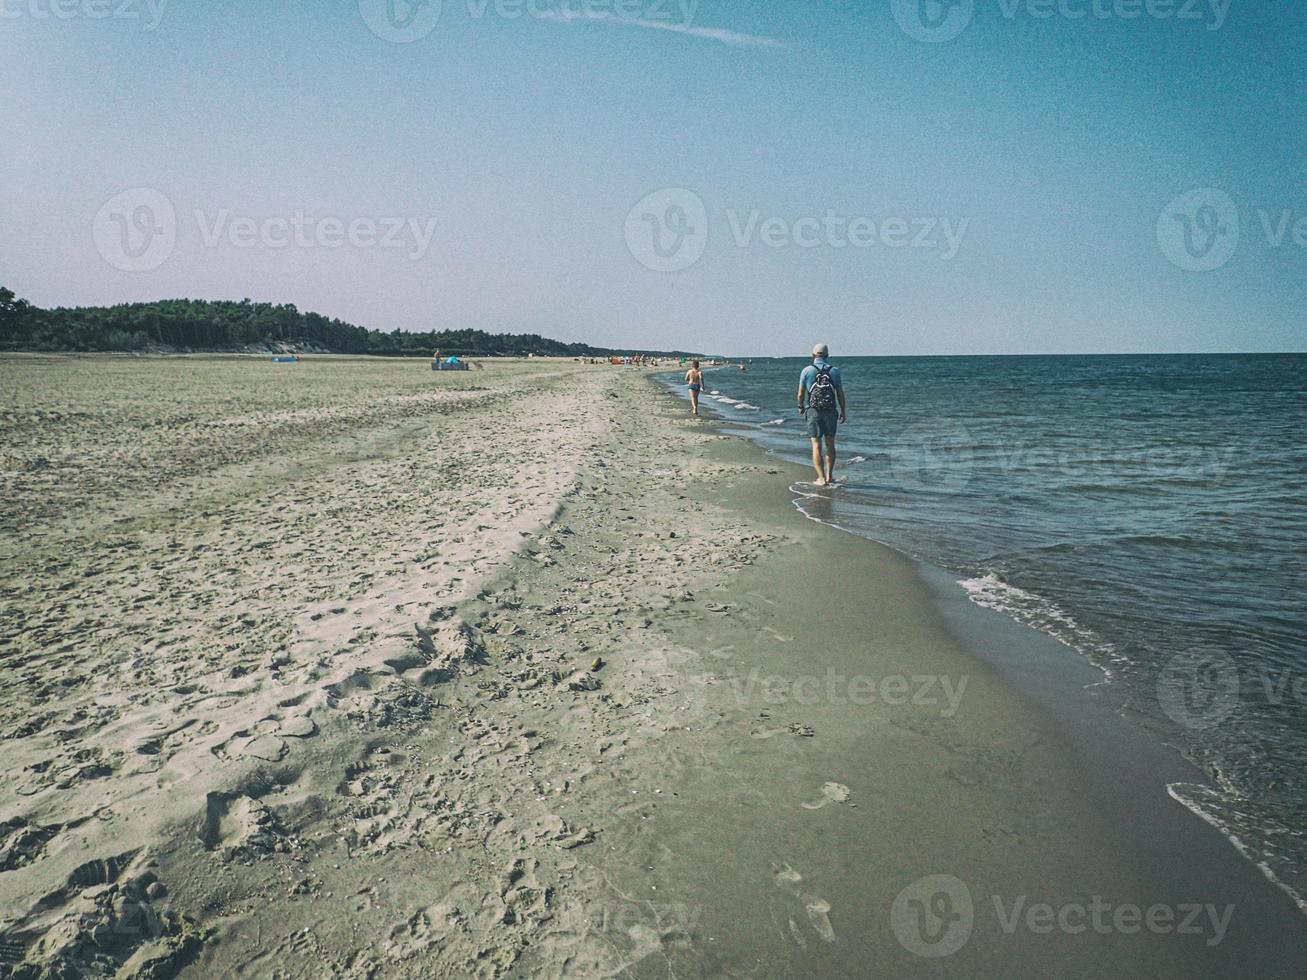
[809,366,837,412]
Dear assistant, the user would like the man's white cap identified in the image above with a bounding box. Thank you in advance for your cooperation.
[812,343,829,358]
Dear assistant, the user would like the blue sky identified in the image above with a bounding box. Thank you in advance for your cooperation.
[2,0,1304,354]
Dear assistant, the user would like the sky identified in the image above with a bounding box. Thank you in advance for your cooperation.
[2,0,1304,356]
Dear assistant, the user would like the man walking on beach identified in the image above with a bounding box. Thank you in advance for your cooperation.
[797,344,846,486]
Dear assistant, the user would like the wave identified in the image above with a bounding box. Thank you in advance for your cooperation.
[955,573,1117,672]
[1168,782,1307,916]
[704,391,762,411]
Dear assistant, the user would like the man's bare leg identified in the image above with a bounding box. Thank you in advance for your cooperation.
[811,439,827,486]
[824,435,837,484]
[690,392,699,416]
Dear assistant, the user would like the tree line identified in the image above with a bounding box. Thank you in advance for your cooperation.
[0,288,697,358]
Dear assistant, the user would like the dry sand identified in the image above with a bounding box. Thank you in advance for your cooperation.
[1,355,1303,978]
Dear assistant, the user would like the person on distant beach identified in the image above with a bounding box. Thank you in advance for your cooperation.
[797,343,847,486]
[685,360,704,416]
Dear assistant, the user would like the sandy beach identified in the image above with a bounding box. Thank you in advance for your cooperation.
[1,354,1304,979]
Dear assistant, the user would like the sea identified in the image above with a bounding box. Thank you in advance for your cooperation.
[661,353,1307,912]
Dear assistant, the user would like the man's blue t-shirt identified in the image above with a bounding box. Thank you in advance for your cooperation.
[800,359,843,400]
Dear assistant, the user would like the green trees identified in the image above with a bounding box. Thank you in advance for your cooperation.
[0,288,694,357]
[0,287,30,346]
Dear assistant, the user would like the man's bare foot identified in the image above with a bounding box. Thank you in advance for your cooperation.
[813,477,827,487]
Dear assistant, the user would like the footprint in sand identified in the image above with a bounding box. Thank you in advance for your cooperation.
[805,898,836,942]
[276,715,317,738]
[210,709,317,763]
[771,862,836,944]
[800,782,851,811]
[771,862,803,888]
[201,792,278,862]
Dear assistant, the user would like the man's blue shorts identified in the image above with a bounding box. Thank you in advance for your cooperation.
[805,408,838,439]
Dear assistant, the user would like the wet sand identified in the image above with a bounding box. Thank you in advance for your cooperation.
[0,354,1302,978]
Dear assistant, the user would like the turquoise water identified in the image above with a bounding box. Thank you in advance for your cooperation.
[664,353,1307,909]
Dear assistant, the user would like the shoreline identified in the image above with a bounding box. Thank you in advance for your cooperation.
[668,365,1307,919]
[658,370,1307,967]
[1,356,1303,977]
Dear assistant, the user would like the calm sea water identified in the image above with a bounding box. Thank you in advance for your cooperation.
[663,353,1307,909]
